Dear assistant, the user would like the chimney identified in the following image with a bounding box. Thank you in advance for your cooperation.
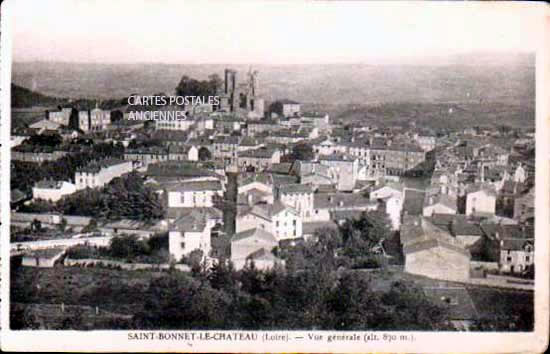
[247,194,253,206]
[339,201,344,207]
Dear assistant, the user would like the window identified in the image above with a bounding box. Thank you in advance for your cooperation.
[506,256,512,263]
[181,242,185,249]
[526,256,530,262]
[276,221,279,227]
[293,220,296,226]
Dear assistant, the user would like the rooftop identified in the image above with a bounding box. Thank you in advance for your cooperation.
[168,180,223,192]
[278,183,313,195]
[232,228,278,243]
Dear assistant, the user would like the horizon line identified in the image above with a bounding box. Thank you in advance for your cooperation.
[12,51,535,67]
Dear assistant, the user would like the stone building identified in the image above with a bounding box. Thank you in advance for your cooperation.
[75,159,132,190]
[218,68,264,118]
[402,217,471,282]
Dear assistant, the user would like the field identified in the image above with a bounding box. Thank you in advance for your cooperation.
[11,261,533,331]
[331,102,535,130]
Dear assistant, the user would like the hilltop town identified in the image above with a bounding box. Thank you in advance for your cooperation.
[10,67,535,331]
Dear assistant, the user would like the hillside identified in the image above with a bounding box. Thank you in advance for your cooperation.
[12,53,535,107]
[11,83,68,108]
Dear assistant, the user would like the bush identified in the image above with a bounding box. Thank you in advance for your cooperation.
[351,256,380,269]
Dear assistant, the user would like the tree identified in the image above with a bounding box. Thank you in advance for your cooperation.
[109,235,150,260]
[208,258,236,291]
[291,143,315,161]
[198,147,212,161]
[339,211,391,258]
[110,109,123,123]
[175,74,220,100]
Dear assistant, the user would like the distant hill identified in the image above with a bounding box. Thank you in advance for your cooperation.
[11,83,68,108]
[12,53,535,107]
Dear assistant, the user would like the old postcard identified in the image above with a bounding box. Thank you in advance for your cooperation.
[1,0,549,352]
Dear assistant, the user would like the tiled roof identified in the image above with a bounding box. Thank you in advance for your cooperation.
[167,207,222,220]
[77,159,128,173]
[314,193,374,210]
[402,218,470,257]
[34,180,65,189]
[501,239,534,251]
[168,180,222,192]
[214,135,241,145]
[246,247,279,261]
[278,183,313,195]
[239,147,278,159]
[231,228,278,243]
[172,213,207,233]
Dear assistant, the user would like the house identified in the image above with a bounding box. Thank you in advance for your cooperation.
[168,145,199,162]
[402,217,471,282]
[499,238,534,274]
[32,180,77,202]
[466,184,497,216]
[236,201,302,240]
[75,159,133,190]
[312,193,377,222]
[312,138,346,156]
[166,180,224,208]
[11,212,91,231]
[450,219,484,254]
[48,107,73,125]
[155,114,194,131]
[246,120,280,136]
[318,154,359,191]
[238,137,263,152]
[76,106,111,132]
[99,219,162,238]
[414,134,437,152]
[123,146,169,167]
[422,194,457,217]
[29,119,62,132]
[22,247,66,268]
[300,112,330,132]
[12,145,69,162]
[277,183,314,220]
[169,211,215,262]
[369,142,426,177]
[479,223,534,273]
[271,99,301,117]
[230,228,280,270]
[370,182,404,201]
[213,135,241,165]
[243,248,285,271]
[237,147,281,172]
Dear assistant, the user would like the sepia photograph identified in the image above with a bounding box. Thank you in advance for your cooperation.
[1,0,549,352]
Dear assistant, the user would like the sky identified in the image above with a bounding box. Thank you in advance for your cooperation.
[7,0,547,64]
